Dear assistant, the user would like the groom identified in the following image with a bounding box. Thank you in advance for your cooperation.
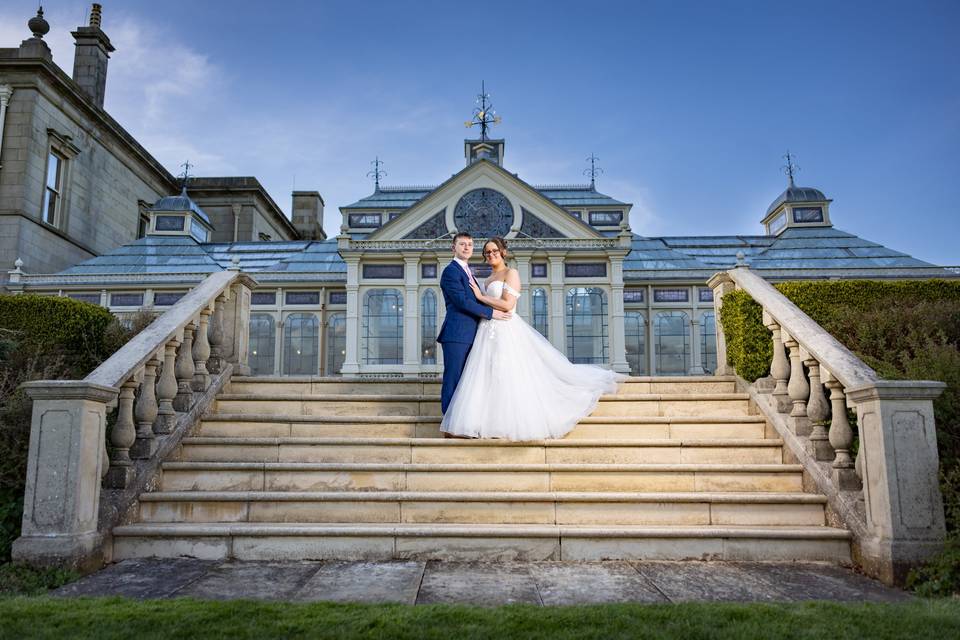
[437,232,511,416]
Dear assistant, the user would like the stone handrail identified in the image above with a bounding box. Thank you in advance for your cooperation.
[12,270,256,571]
[709,265,947,585]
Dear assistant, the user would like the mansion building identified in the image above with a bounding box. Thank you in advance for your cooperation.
[1,6,955,379]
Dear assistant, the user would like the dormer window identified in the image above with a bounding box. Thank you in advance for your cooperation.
[349,213,381,228]
[793,206,824,223]
[190,218,209,242]
[155,215,185,231]
[588,211,623,226]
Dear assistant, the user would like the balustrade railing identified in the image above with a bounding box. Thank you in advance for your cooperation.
[12,270,255,570]
[709,265,947,584]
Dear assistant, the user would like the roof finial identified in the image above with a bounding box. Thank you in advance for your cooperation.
[367,156,386,192]
[782,151,800,188]
[584,154,603,189]
[28,6,50,39]
[179,160,193,194]
[464,81,501,141]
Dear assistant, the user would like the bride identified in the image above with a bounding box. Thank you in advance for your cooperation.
[439,236,624,440]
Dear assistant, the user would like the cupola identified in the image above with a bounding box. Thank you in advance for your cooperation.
[761,153,833,235]
[147,187,214,242]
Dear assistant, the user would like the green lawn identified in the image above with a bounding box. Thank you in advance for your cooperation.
[0,597,958,640]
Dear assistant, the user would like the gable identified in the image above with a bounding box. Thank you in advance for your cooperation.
[368,160,605,241]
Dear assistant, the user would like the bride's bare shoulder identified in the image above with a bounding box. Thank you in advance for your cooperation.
[506,268,521,288]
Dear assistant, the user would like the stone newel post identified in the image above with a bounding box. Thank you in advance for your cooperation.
[12,381,118,570]
[846,380,947,585]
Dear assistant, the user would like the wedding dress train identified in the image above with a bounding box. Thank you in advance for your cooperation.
[440,279,624,440]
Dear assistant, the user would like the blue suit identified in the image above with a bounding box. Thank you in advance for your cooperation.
[437,260,493,413]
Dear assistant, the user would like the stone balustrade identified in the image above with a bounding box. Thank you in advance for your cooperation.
[708,265,947,585]
[12,270,255,570]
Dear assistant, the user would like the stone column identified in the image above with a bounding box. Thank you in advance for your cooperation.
[402,255,420,377]
[228,281,253,376]
[13,381,118,570]
[131,357,160,459]
[766,318,790,412]
[174,324,196,412]
[341,258,361,376]
[207,295,225,374]
[514,254,531,321]
[707,274,735,375]
[548,256,566,355]
[105,379,138,489]
[846,381,947,585]
[805,357,832,460]
[154,340,179,434]
[688,316,705,375]
[609,256,630,374]
[192,308,211,391]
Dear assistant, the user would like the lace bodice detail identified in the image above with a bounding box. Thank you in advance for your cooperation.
[483,279,521,298]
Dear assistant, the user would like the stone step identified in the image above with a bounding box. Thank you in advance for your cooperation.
[198,415,771,440]
[138,490,827,526]
[227,376,739,396]
[176,437,784,465]
[212,393,754,418]
[159,462,804,493]
[111,522,852,563]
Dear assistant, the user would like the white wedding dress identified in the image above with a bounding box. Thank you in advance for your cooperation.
[440,279,625,440]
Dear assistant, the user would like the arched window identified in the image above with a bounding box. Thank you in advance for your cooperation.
[248,313,276,375]
[421,290,437,364]
[531,288,548,338]
[565,287,608,364]
[282,313,319,375]
[700,312,717,374]
[654,311,690,375]
[625,311,646,375]
[362,288,403,364]
[326,313,346,376]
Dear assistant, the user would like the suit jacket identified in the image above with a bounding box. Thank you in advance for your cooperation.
[437,260,493,344]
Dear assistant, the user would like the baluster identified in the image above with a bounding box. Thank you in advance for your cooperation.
[207,294,226,374]
[155,340,179,434]
[106,378,138,488]
[806,360,833,460]
[826,379,861,491]
[767,321,790,413]
[174,323,196,412]
[131,356,160,458]
[193,308,212,391]
[785,338,811,436]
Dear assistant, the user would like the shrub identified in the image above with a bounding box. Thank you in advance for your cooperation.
[0,294,136,563]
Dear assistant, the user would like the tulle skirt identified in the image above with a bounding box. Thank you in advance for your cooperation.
[440,314,625,440]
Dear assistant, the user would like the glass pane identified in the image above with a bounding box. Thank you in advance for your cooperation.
[326,313,346,376]
[421,290,437,364]
[531,288,549,338]
[701,313,717,374]
[43,189,57,224]
[362,289,403,364]
[565,287,608,364]
[46,153,61,189]
[283,313,319,375]
[249,314,276,375]
[625,311,646,375]
[655,311,690,375]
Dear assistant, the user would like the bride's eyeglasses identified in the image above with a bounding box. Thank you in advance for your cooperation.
[482,249,502,257]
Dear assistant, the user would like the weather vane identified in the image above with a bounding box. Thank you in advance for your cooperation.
[781,151,800,187]
[367,156,386,191]
[584,154,603,188]
[464,81,502,141]
[179,160,193,189]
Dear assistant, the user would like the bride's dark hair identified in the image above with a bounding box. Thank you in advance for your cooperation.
[484,236,510,262]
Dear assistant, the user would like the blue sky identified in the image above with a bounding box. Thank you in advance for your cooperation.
[4,1,958,264]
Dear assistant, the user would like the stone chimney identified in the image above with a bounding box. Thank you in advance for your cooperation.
[71,4,115,109]
[291,191,326,241]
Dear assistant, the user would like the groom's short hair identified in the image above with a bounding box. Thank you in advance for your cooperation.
[452,232,472,244]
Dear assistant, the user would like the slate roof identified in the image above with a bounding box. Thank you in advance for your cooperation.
[765,185,829,217]
[59,236,222,275]
[342,185,626,210]
[151,188,212,225]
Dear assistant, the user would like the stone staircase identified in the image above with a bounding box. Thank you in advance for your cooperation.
[111,376,852,563]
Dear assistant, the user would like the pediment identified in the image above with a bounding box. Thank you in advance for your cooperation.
[367,160,604,241]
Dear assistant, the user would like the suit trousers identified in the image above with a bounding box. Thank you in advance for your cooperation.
[440,341,472,414]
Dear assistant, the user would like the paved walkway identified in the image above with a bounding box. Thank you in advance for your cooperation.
[53,559,910,605]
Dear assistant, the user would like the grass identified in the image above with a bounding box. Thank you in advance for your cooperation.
[0,563,78,598]
[0,597,959,640]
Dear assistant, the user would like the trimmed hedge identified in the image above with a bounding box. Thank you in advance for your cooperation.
[719,279,960,383]
[0,294,119,373]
